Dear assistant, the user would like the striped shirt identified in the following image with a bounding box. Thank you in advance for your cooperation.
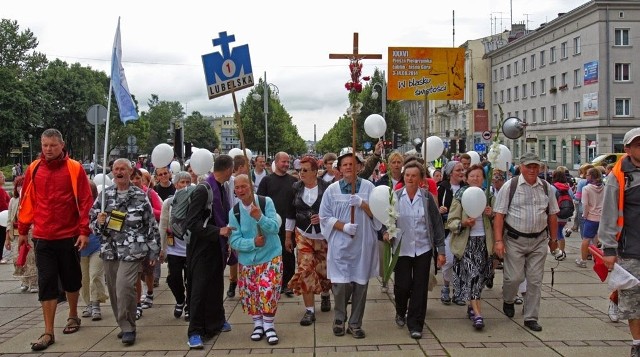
[493,175,560,234]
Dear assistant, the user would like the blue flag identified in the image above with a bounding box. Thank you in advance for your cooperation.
[111,18,139,124]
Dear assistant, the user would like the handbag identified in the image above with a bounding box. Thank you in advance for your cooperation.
[16,243,31,267]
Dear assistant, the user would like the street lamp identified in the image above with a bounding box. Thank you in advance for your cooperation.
[251,71,279,159]
[28,133,33,163]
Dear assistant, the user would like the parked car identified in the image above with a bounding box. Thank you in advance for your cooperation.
[590,153,625,167]
[83,163,110,175]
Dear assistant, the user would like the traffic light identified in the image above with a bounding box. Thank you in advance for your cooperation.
[184,142,192,158]
[174,127,183,160]
[383,140,393,149]
[393,133,403,149]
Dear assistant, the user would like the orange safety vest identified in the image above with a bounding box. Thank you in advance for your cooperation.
[18,158,83,226]
[611,154,628,241]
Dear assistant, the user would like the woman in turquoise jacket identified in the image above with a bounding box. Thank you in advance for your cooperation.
[228,174,282,346]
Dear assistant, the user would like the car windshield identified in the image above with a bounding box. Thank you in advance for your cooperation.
[591,154,607,163]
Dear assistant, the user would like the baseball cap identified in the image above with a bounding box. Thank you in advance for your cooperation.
[520,152,542,166]
[623,128,640,145]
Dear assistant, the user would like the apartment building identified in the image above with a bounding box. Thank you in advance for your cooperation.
[487,0,640,169]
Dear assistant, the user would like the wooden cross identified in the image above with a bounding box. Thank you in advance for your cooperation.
[329,33,383,61]
[329,33,382,225]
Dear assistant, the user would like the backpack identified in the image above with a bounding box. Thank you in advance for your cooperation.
[170,182,213,240]
[233,195,266,225]
[555,188,574,219]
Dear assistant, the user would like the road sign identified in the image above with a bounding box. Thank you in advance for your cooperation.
[127,135,137,145]
[202,31,254,99]
[474,143,487,152]
[363,141,372,150]
[482,131,492,140]
[86,104,107,126]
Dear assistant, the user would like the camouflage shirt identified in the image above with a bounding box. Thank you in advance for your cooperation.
[89,185,160,262]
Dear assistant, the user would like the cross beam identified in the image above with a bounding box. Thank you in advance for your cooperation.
[329,33,383,60]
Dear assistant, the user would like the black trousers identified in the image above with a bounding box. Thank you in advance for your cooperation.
[166,254,187,305]
[393,250,433,332]
[279,233,295,288]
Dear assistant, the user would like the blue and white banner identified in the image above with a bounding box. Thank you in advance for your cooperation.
[111,18,139,124]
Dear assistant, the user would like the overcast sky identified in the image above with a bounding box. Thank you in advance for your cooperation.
[5,0,588,141]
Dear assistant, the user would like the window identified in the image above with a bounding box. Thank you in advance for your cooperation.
[522,83,527,98]
[551,105,557,121]
[500,90,504,103]
[500,67,504,80]
[550,46,557,63]
[541,78,546,94]
[493,114,499,128]
[550,76,556,88]
[616,98,631,116]
[514,61,519,75]
[493,91,497,104]
[531,81,537,96]
[561,72,567,86]
[574,68,581,87]
[615,29,630,46]
[531,54,536,70]
[515,111,519,118]
[514,86,519,100]
[506,64,511,78]
[562,103,568,120]
[493,69,498,82]
[573,36,581,54]
[550,139,557,162]
[574,101,581,119]
[540,50,546,66]
[615,63,630,81]
[561,42,568,59]
[540,141,547,160]
[523,109,528,122]
[532,108,537,123]
[507,88,511,102]
[541,107,547,122]
[522,58,527,73]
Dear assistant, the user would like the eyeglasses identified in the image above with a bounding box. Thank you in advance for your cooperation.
[300,168,315,173]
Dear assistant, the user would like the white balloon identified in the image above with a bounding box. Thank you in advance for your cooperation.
[170,160,181,174]
[0,210,8,227]
[423,136,444,162]
[190,149,214,175]
[271,161,276,173]
[461,187,487,218]
[468,151,481,165]
[369,185,392,223]
[364,114,387,138]
[93,174,112,187]
[151,143,174,168]
[241,148,253,159]
[228,148,243,158]
[489,144,513,171]
[96,184,105,194]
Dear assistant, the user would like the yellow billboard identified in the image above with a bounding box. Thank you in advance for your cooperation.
[387,47,465,100]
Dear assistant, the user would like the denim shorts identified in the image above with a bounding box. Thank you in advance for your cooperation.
[582,219,599,239]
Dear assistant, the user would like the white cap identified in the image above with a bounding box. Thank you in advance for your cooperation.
[623,128,640,145]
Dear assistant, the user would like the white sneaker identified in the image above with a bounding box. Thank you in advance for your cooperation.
[608,301,619,322]
[29,287,39,293]
[575,259,587,268]
[554,250,567,261]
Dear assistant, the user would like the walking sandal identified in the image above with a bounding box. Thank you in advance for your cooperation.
[63,317,81,334]
[31,333,55,351]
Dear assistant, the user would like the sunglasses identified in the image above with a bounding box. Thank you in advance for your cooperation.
[300,168,315,173]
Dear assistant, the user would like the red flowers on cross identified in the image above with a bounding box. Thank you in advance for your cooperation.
[344,59,370,93]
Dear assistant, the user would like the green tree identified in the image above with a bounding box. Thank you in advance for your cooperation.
[184,111,218,151]
[239,79,307,156]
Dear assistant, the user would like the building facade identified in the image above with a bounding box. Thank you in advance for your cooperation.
[488,0,640,169]
[209,115,240,154]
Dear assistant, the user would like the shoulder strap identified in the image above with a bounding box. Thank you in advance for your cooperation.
[233,202,241,223]
[257,195,266,212]
[507,177,519,210]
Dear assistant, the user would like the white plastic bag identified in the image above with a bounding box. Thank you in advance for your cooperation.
[608,263,640,291]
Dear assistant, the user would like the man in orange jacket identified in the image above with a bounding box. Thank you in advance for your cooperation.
[18,128,93,351]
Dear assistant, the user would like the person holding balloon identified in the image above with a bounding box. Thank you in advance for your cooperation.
[446,164,495,330]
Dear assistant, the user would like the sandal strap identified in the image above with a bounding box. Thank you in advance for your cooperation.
[265,328,278,339]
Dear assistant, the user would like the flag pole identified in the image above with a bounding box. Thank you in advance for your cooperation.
[100,18,118,212]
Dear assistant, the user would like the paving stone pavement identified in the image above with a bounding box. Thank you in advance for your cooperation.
[0,235,632,356]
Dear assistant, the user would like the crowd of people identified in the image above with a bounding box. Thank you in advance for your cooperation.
[3,126,640,356]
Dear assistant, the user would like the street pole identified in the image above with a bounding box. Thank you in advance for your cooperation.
[263,71,269,159]
[29,134,33,163]
[423,92,429,160]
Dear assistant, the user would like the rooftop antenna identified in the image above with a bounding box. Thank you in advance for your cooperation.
[510,0,513,28]
[453,10,455,47]
[523,13,532,32]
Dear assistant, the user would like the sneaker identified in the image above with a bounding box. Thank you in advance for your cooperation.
[575,259,587,268]
[227,281,237,298]
[440,286,452,305]
[410,330,422,339]
[346,325,366,339]
[321,295,331,312]
[503,302,515,318]
[608,301,619,323]
[453,297,466,306]
[29,287,39,293]
[300,310,316,326]
[221,320,232,332]
[554,250,567,261]
[333,319,345,336]
[187,334,203,349]
[136,306,143,320]
[395,314,406,328]
[184,308,190,321]
[91,305,102,321]
[174,303,184,318]
[282,287,294,297]
[82,305,92,318]
[472,316,485,330]
[564,227,572,237]
[20,284,29,292]
[141,295,153,309]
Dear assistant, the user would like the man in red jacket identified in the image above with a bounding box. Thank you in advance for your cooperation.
[18,128,93,351]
